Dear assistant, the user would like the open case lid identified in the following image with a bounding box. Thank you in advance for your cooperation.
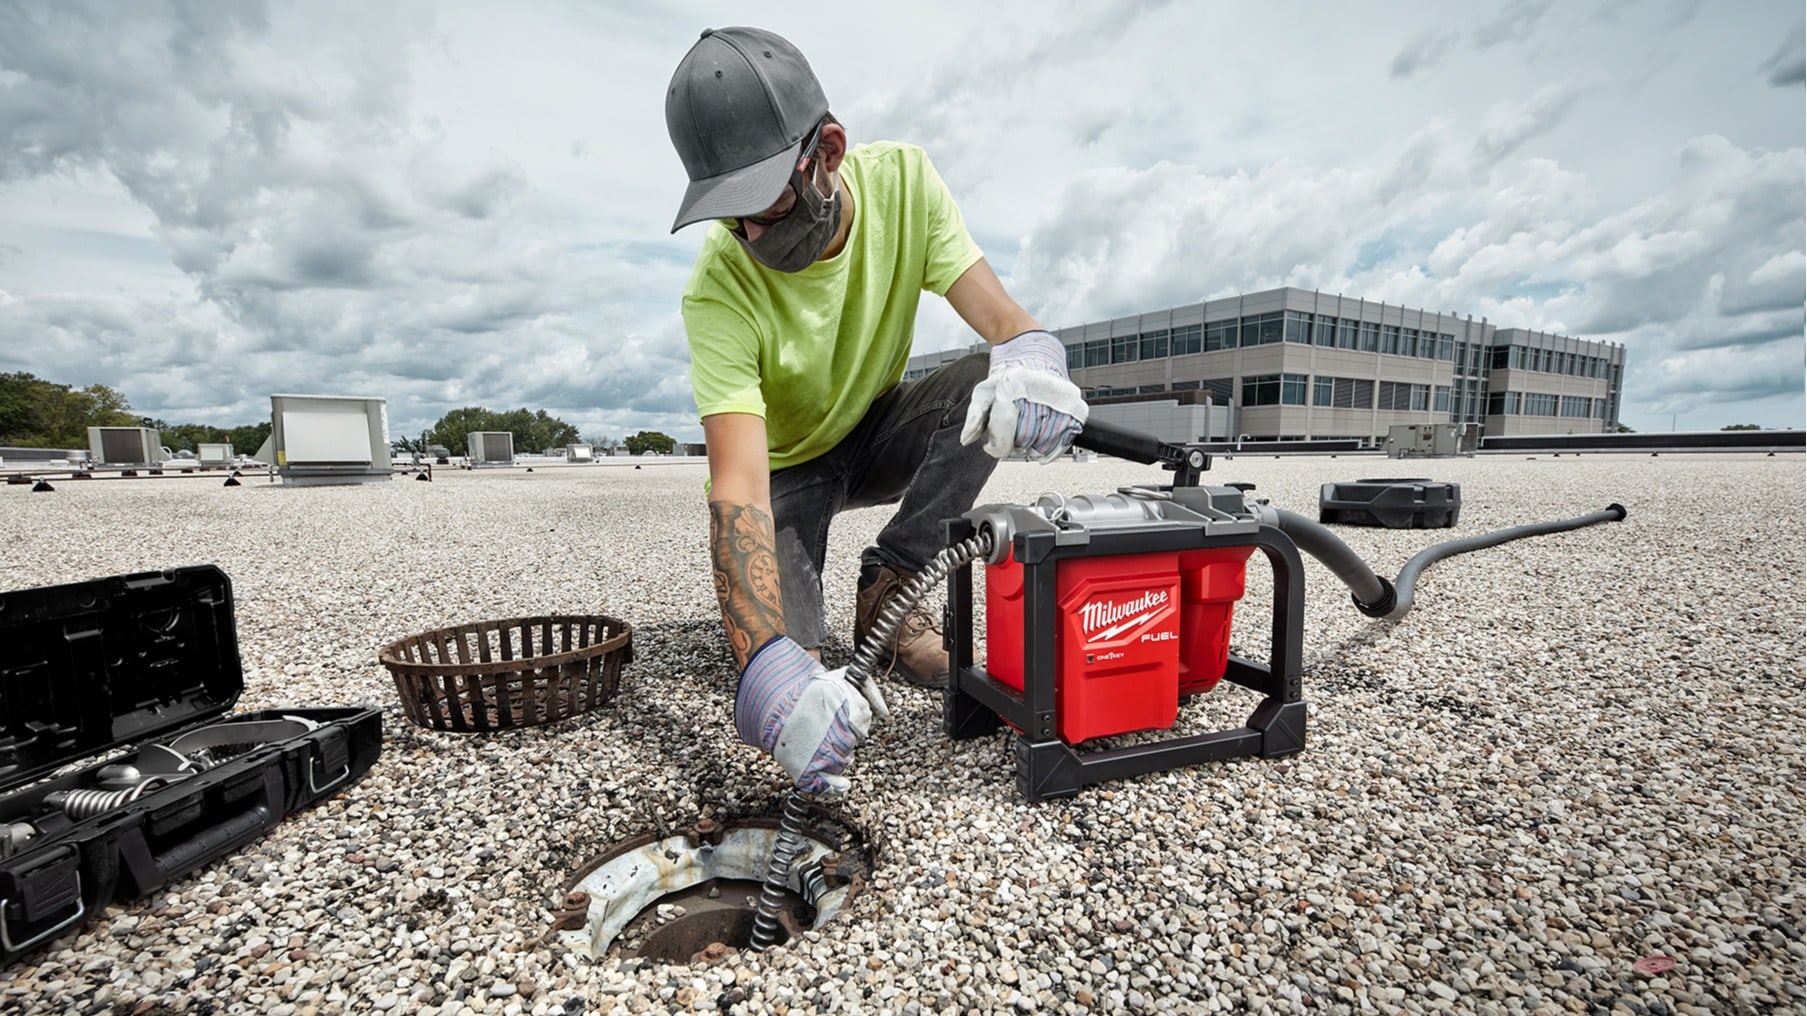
[0,565,243,792]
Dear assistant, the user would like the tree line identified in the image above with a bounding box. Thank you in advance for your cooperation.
[1,373,678,459]
[0,372,270,452]
[398,407,674,457]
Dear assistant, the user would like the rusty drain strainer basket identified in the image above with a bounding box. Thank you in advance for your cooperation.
[379,615,632,731]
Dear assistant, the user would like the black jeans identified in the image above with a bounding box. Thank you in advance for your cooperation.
[769,353,996,651]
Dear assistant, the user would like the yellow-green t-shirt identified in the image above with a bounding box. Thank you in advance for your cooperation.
[682,141,984,471]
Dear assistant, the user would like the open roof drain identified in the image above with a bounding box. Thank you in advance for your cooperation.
[551,816,865,964]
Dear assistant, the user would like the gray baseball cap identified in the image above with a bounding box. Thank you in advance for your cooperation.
[665,27,829,233]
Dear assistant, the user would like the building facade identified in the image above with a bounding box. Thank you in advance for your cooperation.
[906,287,1626,444]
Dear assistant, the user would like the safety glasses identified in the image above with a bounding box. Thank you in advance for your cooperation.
[720,122,825,236]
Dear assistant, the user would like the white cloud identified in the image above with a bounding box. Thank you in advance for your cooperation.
[0,0,1800,438]
[1004,114,1802,426]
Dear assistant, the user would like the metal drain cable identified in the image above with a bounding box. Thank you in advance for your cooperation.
[748,530,996,952]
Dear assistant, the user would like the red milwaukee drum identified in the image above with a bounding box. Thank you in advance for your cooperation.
[985,545,1253,744]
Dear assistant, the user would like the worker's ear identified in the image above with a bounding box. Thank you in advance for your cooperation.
[817,121,848,175]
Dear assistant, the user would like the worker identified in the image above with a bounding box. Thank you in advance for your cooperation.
[664,27,1087,795]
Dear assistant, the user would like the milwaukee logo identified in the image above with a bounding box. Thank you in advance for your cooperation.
[1081,589,1171,642]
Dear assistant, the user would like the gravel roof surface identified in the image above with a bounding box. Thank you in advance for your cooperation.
[1,452,1801,1015]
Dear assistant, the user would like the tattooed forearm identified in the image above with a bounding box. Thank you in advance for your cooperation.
[708,500,785,669]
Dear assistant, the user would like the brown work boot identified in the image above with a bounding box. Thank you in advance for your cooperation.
[855,563,948,688]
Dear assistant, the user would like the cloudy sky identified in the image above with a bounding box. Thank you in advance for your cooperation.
[2,0,1802,442]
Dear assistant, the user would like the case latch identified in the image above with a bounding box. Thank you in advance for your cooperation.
[0,846,85,952]
[309,727,351,795]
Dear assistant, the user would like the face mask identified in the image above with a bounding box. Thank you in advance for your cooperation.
[740,166,841,273]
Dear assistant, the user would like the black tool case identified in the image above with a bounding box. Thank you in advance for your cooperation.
[0,565,381,964]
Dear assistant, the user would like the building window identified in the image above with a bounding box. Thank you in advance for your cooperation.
[1172,323,1203,355]
[1067,344,1083,371]
[1137,384,1168,395]
[1337,319,1358,349]
[1111,335,1138,363]
[1434,385,1451,412]
[1203,378,1235,403]
[1172,379,1200,390]
[1241,312,1283,347]
[1283,311,1314,344]
[1523,392,1558,416]
[1084,339,1109,367]
[1202,321,1233,352]
[1379,325,1400,355]
[1377,381,1429,411]
[1243,374,1306,406]
[1561,395,1592,418]
[1139,330,1170,360]
[1313,316,1338,347]
[1359,321,1379,352]
[1437,335,1455,361]
[1314,376,1374,409]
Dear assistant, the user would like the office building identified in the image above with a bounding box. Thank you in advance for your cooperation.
[906,287,1626,445]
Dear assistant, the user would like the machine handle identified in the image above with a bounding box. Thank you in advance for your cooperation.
[1072,418,1164,464]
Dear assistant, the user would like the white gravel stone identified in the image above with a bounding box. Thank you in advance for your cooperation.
[0,454,1800,1014]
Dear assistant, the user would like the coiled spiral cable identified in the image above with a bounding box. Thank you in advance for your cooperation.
[746,790,817,951]
[47,780,167,819]
[748,529,997,952]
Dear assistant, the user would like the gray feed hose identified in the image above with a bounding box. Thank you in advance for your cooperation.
[1272,509,1395,612]
[1274,504,1629,621]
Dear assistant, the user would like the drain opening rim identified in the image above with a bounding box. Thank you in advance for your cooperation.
[557,818,856,959]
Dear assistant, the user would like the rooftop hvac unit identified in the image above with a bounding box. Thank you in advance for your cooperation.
[567,443,593,462]
[468,431,515,466]
[253,394,392,485]
[196,443,233,466]
[1384,423,1471,459]
[88,427,167,466]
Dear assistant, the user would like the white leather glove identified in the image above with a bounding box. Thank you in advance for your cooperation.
[960,329,1089,462]
[735,636,887,796]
